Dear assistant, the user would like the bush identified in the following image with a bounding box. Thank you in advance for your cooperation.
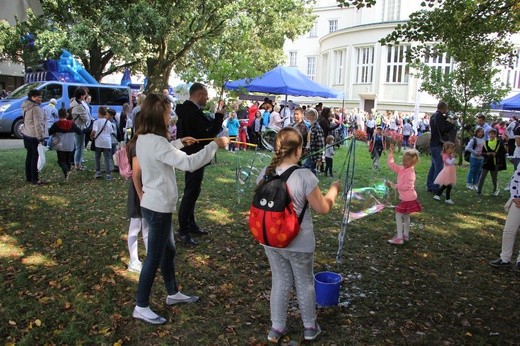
[415,132,431,154]
[353,129,367,141]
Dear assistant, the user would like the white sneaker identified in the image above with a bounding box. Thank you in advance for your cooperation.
[445,199,455,204]
[472,184,478,190]
[128,260,142,273]
[466,183,473,190]
[493,190,500,196]
[433,195,441,201]
[504,185,510,191]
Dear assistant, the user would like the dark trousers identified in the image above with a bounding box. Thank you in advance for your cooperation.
[23,136,39,183]
[325,157,333,176]
[136,207,178,307]
[57,151,73,177]
[178,166,205,235]
[367,127,374,141]
[437,184,452,199]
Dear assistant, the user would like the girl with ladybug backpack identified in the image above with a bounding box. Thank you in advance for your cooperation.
[254,127,340,343]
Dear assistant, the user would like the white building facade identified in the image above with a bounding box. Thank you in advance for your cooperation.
[283,0,520,114]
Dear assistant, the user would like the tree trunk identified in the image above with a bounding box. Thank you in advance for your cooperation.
[145,58,175,94]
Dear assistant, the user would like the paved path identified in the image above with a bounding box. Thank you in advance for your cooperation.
[0,135,24,150]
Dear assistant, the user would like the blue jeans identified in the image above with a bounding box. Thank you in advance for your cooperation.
[467,157,483,185]
[74,133,85,165]
[304,157,317,176]
[95,147,112,174]
[427,145,443,193]
[136,207,178,307]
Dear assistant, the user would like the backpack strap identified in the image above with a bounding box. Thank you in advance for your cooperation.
[279,166,309,224]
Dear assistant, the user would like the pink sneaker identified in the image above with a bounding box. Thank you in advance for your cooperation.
[387,236,404,245]
[404,234,410,241]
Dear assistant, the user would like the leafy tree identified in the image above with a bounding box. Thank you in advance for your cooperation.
[1,0,313,91]
[0,0,139,81]
[178,0,314,96]
[379,0,519,162]
[124,0,313,93]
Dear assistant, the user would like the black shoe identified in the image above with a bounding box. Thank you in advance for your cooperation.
[190,228,209,235]
[490,258,511,267]
[178,234,198,246]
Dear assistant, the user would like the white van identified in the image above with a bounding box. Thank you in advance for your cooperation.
[0,81,131,138]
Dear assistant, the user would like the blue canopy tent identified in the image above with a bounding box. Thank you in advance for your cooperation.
[492,92,520,111]
[224,66,343,99]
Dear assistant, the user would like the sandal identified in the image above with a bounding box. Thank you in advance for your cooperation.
[267,327,288,343]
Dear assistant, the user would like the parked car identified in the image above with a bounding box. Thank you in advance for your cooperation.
[0,81,131,138]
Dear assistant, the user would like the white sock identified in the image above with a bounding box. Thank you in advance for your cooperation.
[168,292,190,300]
[134,306,159,319]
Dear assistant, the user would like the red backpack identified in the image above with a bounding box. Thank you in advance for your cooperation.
[114,145,132,180]
[248,166,308,248]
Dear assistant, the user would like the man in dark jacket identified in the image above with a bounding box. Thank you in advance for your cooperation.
[427,101,454,193]
[176,83,224,245]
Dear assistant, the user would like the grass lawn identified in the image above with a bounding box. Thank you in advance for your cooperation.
[1,141,519,345]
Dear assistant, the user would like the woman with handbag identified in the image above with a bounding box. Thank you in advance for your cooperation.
[90,106,114,180]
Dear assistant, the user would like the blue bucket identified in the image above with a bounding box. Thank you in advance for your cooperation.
[314,271,342,307]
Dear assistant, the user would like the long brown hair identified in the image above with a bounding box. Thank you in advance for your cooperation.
[135,93,169,139]
[257,127,302,188]
[126,108,145,166]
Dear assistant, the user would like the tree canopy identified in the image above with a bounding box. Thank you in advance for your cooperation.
[0,0,313,92]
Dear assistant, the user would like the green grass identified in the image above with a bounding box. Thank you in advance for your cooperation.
[1,142,519,345]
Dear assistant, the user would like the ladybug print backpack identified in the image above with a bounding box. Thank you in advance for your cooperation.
[248,166,308,248]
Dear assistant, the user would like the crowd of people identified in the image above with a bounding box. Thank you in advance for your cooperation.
[19,85,520,342]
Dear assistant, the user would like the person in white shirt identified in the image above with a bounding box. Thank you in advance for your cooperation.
[402,119,414,149]
[42,98,58,137]
[365,114,376,141]
[132,93,229,325]
[90,106,115,180]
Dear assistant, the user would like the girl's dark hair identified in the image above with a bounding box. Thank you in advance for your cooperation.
[257,127,303,188]
[135,93,169,139]
[474,127,484,136]
[126,103,146,165]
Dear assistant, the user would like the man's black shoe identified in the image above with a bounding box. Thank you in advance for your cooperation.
[490,258,511,268]
[190,228,209,235]
[178,234,198,246]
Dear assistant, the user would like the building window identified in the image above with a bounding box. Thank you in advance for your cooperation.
[309,22,318,37]
[356,46,374,83]
[307,56,316,81]
[386,45,410,83]
[334,50,345,85]
[424,46,454,80]
[504,48,520,90]
[384,0,401,21]
[289,52,297,67]
[329,19,338,33]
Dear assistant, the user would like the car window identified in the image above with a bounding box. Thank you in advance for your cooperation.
[5,82,44,99]
[41,84,62,102]
[99,87,129,106]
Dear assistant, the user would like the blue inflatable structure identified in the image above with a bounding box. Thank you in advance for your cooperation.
[25,49,99,84]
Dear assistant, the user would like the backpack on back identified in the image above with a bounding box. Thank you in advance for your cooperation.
[464,138,477,162]
[248,166,308,248]
[114,145,132,180]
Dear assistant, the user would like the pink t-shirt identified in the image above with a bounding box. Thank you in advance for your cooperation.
[387,152,418,201]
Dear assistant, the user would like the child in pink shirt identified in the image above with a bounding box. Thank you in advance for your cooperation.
[386,143,422,245]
